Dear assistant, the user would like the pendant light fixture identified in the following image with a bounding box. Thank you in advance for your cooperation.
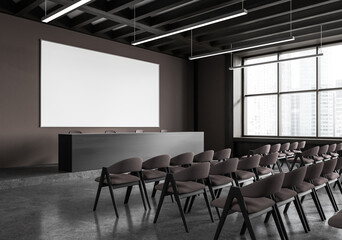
[42,0,92,23]
[132,0,247,46]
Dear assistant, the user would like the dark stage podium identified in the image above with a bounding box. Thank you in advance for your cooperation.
[58,132,204,172]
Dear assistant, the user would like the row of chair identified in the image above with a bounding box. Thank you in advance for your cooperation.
[92,148,231,217]
[93,144,342,239]
[246,142,342,172]
[212,157,342,239]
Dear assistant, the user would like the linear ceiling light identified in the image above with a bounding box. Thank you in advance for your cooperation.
[229,53,323,70]
[131,9,247,46]
[189,36,295,60]
[42,0,92,23]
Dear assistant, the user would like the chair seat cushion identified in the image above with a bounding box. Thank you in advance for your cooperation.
[257,167,273,175]
[328,211,342,228]
[235,170,255,180]
[275,188,297,202]
[211,160,220,165]
[296,181,314,193]
[287,157,314,164]
[211,196,275,214]
[142,169,166,180]
[231,197,275,214]
[331,152,339,158]
[169,166,186,174]
[278,153,286,159]
[325,172,340,180]
[209,175,234,186]
[95,173,140,185]
[314,156,324,162]
[285,151,295,156]
[311,177,328,186]
[322,154,332,159]
[155,181,205,194]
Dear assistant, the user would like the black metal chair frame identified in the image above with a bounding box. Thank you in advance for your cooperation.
[153,173,214,232]
[93,167,148,218]
[213,186,288,240]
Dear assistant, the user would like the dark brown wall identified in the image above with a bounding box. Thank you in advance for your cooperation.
[195,55,227,151]
[0,13,194,168]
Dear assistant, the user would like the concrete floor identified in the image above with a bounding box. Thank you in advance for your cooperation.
[1,178,342,240]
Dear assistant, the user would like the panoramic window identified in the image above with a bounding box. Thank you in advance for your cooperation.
[244,43,342,138]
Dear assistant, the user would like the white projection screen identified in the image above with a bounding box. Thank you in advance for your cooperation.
[40,40,159,127]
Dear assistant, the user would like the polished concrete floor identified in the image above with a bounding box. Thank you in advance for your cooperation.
[1,177,342,240]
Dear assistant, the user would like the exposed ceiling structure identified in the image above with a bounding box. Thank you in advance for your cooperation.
[1,0,342,58]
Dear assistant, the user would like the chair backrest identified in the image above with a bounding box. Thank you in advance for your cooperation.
[105,130,116,133]
[282,166,307,188]
[289,142,298,151]
[298,141,306,150]
[335,157,342,171]
[170,152,194,166]
[210,158,238,175]
[193,150,214,163]
[318,145,329,155]
[328,144,337,153]
[280,142,290,152]
[107,157,143,174]
[68,130,82,134]
[270,144,281,153]
[302,146,319,158]
[135,129,144,133]
[304,162,324,181]
[213,148,231,161]
[250,144,271,155]
[174,162,210,181]
[240,172,285,198]
[336,143,342,152]
[237,155,261,170]
[321,158,338,175]
[142,154,171,170]
[259,152,278,167]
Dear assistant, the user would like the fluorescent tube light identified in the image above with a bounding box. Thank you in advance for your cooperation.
[132,9,247,46]
[229,53,323,70]
[42,0,92,23]
[189,36,295,60]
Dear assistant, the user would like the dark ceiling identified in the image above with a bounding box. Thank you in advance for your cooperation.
[1,0,342,58]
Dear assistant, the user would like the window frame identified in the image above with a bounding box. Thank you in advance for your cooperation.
[242,42,342,138]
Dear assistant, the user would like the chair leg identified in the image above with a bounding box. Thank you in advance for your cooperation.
[300,195,305,203]
[295,195,310,232]
[203,190,214,222]
[293,197,309,233]
[325,184,339,212]
[174,193,189,232]
[124,186,133,204]
[311,191,326,221]
[151,181,159,198]
[283,202,291,214]
[217,189,223,198]
[187,195,196,213]
[240,222,247,235]
[264,211,271,223]
[183,197,191,213]
[138,181,147,211]
[274,204,289,240]
[93,182,102,211]
[154,176,171,224]
[271,207,287,240]
[241,212,256,240]
[276,160,283,172]
[141,180,151,209]
[213,193,234,240]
